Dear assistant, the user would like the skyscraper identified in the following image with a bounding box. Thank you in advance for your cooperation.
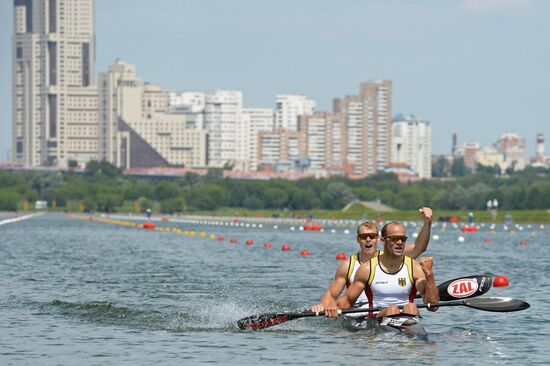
[12,0,98,167]
[391,114,432,178]
[274,94,315,131]
[98,60,207,169]
[333,80,392,177]
[203,90,243,168]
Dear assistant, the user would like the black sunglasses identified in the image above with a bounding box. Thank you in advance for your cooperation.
[357,233,378,240]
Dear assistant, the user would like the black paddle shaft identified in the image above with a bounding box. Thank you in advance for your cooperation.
[237,297,530,330]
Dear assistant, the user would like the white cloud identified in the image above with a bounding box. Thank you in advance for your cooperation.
[461,0,533,13]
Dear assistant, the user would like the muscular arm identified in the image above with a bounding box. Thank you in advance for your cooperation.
[404,207,433,259]
[336,263,370,310]
[311,259,349,312]
[413,258,439,312]
[319,260,349,307]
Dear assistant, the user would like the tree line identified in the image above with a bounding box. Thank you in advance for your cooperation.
[1,160,550,213]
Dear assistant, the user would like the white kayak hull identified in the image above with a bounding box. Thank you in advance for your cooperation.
[345,314,427,339]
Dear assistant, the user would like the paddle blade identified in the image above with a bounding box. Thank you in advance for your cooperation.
[237,313,291,330]
[438,275,492,301]
[463,297,530,312]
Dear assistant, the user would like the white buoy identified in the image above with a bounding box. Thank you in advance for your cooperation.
[413,232,419,238]
[273,225,278,230]
[458,236,465,243]
[344,229,350,234]
[298,226,304,231]
[290,226,295,231]
[258,224,263,228]
[433,234,440,240]
[331,229,336,233]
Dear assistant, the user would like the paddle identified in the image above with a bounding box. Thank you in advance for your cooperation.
[237,297,530,330]
[352,274,492,308]
[420,274,491,301]
[236,274,491,330]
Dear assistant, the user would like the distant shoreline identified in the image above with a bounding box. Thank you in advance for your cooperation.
[15,208,550,224]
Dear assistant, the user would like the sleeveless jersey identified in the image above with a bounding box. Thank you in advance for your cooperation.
[346,253,368,304]
[365,254,416,308]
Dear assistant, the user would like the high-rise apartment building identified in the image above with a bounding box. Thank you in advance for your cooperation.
[98,60,207,169]
[298,113,346,171]
[238,108,274,171]
[257,129,306,171]
[168,92,205,129]
[391,114,432,179]
[274,94,315,131]
[204,90,243,168]
[494,133,526,171]
[12,0,99,167]
[333,80,392,177]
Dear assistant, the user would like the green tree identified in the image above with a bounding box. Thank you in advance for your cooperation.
[155,181,180,201]
[320,182,356,209]
[288,188,320,210]
[432,156,450,177]
[0,189,20,211]
[84,160,121,178]
[451,157,471,177]
[160,196,185,213]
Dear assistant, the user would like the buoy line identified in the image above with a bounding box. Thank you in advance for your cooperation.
[0,212,44,226]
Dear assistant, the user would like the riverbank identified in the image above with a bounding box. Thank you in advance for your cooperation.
[26,205,549,224]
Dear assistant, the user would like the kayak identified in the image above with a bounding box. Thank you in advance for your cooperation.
[344,313,427,339]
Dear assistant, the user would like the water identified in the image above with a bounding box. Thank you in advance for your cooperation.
[1,215,548,365]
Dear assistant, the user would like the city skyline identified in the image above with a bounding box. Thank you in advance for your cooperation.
[2,0,550,161]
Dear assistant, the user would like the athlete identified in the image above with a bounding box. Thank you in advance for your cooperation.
[311,207,433,312]
[323,221,439,319]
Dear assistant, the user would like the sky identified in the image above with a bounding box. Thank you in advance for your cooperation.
[1,0,550,161]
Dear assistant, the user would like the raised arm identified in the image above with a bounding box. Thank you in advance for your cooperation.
[403,207,433,259]
[413,257,439,312]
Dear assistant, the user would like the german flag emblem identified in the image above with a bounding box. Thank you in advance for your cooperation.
[398,277,406,287]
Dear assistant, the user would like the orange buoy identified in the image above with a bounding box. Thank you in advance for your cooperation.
[304,224,312,231]
[263,242,272,248]
[493,276,509,287]
[519,240,528,245]
[300,249,311,256]
[230,237,237,244]
[143,221,155,230]
[281,244,291,251]
[246,239,254,246]
[88,216,93,221]
[218,236,225,241]
[335,252,346,260]
[312,224,322,231]
[484,238,492,244]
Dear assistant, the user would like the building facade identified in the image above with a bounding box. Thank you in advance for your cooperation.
[333,80,392,177]
[12,0,99,167]
[391,114,432,178]
[274,94,315,131]
[298,112,346,172]
[98,60,207,169]
[204,90,243,168]
[238,108,274,171]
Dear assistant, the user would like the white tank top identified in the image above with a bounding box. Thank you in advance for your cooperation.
[346,253,368,304]
[366,254,416,308]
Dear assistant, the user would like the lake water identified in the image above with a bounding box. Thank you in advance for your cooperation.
[1,214,548,365]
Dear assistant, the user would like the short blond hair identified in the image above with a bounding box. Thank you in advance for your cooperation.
[357,221,378,235]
